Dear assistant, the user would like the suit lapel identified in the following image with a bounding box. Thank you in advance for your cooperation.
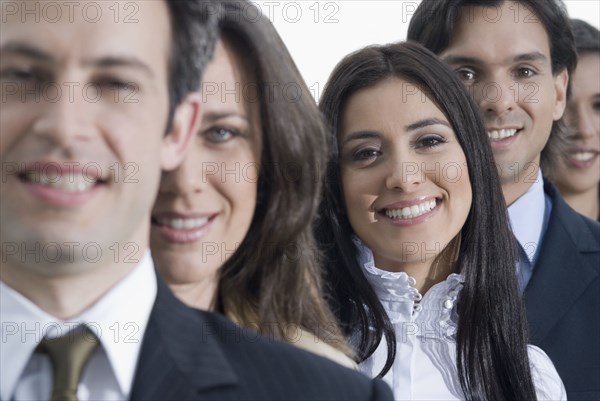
[525,182,600,343]
[130,275,238,400]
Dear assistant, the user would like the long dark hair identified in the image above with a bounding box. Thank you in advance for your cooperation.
[407,0,577,182]
[317,42,537,400]
[212,0,350,355]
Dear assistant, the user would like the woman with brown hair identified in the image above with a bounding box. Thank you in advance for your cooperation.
[150,0,353,368]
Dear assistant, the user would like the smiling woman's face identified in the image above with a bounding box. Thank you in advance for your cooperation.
[339,78,472,271]
[555,53,600,195]
[151,38,262,287]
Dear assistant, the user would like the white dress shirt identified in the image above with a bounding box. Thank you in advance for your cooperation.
[0,251,157,401]
[354,241,567,401]
[507,170,551,292]
[507,169,547,264]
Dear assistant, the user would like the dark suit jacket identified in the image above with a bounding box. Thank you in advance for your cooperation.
[129,275,393,400]
[525,182,600,401]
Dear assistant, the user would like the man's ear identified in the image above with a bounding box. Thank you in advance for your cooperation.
[552,68,569,121]
[161,92,203,171]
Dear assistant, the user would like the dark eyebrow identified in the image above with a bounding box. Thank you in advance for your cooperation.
[341,131,381,146]
[513,52,547,64]
[203,111,249,122]
[441,55,481,66]
[0,42,153,77]
[443,52,547,66]
[83,56,154,77]
[0,42,54,63]
[406,118,451,131]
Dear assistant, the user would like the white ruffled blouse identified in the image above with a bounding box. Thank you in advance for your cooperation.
[355,242,567,401]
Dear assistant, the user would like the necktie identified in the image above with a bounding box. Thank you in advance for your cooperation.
[36,325,100,401]
[516,242,533,294]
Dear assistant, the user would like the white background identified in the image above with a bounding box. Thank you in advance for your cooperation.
[252,0,600,101]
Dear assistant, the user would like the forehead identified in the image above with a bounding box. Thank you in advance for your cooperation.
[203,41,244,99]
[572,54,600,94]
[444,1,551,64]
[1,0,171,72]
[342,78,446,131]
[202,39,255,114]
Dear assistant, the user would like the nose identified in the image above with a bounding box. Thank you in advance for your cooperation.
[31,83,93,147]
[159,148,202,196]
[477,76,515,117]
[385,152,425,192]
[575,107,599,140]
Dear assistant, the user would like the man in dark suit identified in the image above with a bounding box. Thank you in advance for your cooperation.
[408,1,600,399]
[131,275,391,400]
[0,1,392,400]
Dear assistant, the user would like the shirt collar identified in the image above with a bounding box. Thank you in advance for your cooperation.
[507,170,546,262]
[0,251,157,401]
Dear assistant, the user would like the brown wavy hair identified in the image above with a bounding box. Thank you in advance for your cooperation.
[211,0,350,356]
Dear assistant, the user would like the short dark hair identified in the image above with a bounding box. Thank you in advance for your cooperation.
[407,0,577,179]
[317,41,537,400]
[164,0,218,131]
[571,19,600,55]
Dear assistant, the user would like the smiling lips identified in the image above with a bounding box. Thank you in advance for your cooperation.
[487,128,518,141]
[566,149,600,168]
[17,162,107,207]
[154,216,209,230]
[382,199,437,220]
[21,171,100,192]
[152,214,215,244]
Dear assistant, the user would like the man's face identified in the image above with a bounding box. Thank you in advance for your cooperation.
[1,1,183,273]
[439,1,568,198]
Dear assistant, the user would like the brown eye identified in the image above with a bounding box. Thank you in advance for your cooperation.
[456,69,476,83]
[416,135,446,149]
[515,67,536,79]
[352,148,382,161]
[0,66,48,84]
[94,77,138,92]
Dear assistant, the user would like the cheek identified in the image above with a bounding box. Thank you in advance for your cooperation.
[221,163,259,227]
[226,179,257,244]
[445,156,472,222]
[0,105,40,156]
[530,81,564,122]
[341,170,376,227]
[100,113,165,163]
[341,170,361,210]
[456,177,473,219]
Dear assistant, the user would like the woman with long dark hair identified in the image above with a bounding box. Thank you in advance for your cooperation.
[151,0,353,368]
[317,41,565,400]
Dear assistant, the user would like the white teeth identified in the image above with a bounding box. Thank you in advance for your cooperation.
[487,129,517,141]
[157,217,209,230]
[384,199,437,220]
[23,172,96,192]
[571,152,596,162]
